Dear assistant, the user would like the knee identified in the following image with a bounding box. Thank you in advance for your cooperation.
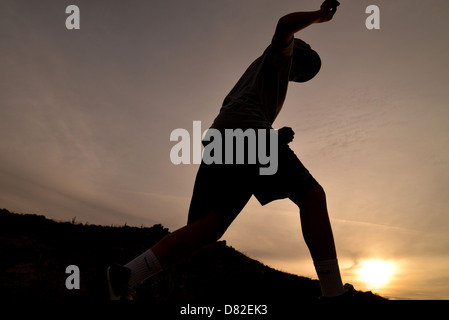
[309,184,326,199]
[302,184,327,207]
[303,185,327,211]
[290,183,327,207]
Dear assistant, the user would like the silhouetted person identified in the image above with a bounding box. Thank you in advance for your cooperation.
[108,0,353,300]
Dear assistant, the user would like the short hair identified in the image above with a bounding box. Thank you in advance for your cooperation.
[291,38,322,83]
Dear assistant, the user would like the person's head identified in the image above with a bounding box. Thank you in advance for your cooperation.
[289,38,322,83]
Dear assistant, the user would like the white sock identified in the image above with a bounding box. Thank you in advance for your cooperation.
[125,249,163,288]
[314,258,345,297]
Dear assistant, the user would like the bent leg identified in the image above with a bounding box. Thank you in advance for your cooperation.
[290,184,336,262]
[290,184,344,297]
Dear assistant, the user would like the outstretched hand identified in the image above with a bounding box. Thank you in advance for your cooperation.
[278,127,295,144]
[317,0,340,23]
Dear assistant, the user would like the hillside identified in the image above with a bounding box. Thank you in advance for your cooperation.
[0,208,385,303]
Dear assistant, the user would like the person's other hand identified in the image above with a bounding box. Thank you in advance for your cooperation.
[278,127,295,144]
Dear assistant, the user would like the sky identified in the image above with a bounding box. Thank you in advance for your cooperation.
[1,0,449,300]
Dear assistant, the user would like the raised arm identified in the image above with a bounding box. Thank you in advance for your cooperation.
[272,0,340,45]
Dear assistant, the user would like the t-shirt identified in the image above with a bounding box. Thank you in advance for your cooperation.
[211,39,295,131]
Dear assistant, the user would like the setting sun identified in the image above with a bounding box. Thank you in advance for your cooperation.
[359,259,395,290]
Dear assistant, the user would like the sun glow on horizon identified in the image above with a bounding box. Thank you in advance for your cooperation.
[359,259,396,290]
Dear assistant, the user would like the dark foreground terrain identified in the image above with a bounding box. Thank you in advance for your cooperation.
[0,208,385,303]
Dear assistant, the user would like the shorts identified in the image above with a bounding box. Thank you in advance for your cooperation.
[187,139,319,228]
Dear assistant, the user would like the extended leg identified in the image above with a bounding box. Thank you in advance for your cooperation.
[125,211,226,288]
[151,211,226,267]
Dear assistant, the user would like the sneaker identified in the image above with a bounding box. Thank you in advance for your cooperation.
[319,283,355,302]
[107,263,136,300]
